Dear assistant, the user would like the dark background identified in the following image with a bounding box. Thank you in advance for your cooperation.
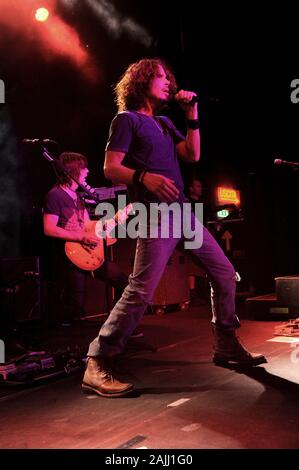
[0,0,298,294]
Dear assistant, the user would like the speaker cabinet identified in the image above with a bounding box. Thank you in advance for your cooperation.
[0,256,41,324]
[84,275,110,316]
[112,238,189,307]
[152,250,189,306]
[276,276,299,309]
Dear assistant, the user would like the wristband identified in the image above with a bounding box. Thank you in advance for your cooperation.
[132,169,143,185]
[133,169,147,186]
[140,170,147,184]
[186,119,200,130]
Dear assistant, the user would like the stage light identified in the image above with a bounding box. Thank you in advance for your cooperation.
[35,7,50,22]
[0,2,98,83]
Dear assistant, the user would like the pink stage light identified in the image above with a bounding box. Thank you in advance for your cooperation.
[0,1,99,83]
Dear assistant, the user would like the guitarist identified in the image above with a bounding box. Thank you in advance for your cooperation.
[43,151,129,323]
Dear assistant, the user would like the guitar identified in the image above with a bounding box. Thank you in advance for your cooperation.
[65,204,133,271]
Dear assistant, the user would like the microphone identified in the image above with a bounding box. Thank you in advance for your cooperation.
[274,158,299,167]
[22,138,57,145]
[80,184,100,202]
[174,93,198,105]
[84,184,97,195]
[174,93,219,105]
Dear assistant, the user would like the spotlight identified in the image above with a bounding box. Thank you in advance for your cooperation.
[35,7,50,22]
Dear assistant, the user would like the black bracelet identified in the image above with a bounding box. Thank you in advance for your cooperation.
[140,170,147,184]
[186,119,200,130]
[132,169,144,186]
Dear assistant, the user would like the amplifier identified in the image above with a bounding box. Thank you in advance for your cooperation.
[0,256,42,324]
[276,275,299,309]
[112,239,189,308]
[84,275,110,316]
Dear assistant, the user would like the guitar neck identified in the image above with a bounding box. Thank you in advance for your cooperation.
[103,204,133,236]
[105,219,117,235]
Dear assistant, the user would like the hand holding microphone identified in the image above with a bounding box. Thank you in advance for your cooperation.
[174,90,199,125]
[174,90,198,109]
[173,91,220,107]
[174,90,199,123]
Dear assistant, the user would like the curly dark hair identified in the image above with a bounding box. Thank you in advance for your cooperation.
[56,152,87,186]
[114,58,177,112]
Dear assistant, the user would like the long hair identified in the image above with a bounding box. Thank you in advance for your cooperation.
[114,58,177,112]
[56,152,87,186]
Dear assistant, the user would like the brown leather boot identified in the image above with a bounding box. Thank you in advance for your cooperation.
[212,325,267,367]
[82,357,134,397]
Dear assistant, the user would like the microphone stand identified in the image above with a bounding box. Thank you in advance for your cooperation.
[274,158,299,172]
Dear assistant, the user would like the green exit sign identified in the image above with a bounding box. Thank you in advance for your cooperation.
[217,209,229,219]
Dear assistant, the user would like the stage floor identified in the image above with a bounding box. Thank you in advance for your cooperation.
[1,305,299,449]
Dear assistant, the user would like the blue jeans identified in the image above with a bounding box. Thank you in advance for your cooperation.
[88,209,240,358]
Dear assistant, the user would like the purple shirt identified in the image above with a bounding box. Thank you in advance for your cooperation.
[106,111,186,203]
[44,186,85,231]
[43,186,86,260]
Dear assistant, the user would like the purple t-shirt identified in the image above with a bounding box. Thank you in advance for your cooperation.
[44,186,85,231]
[105,111,186,203]
[43,186,86,261]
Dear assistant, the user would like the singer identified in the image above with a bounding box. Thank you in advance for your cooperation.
[43,152,129,323]
[83,58,266,398]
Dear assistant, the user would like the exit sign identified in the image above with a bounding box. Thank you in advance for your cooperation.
[217,187,240,206]
[217,209,230,219]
